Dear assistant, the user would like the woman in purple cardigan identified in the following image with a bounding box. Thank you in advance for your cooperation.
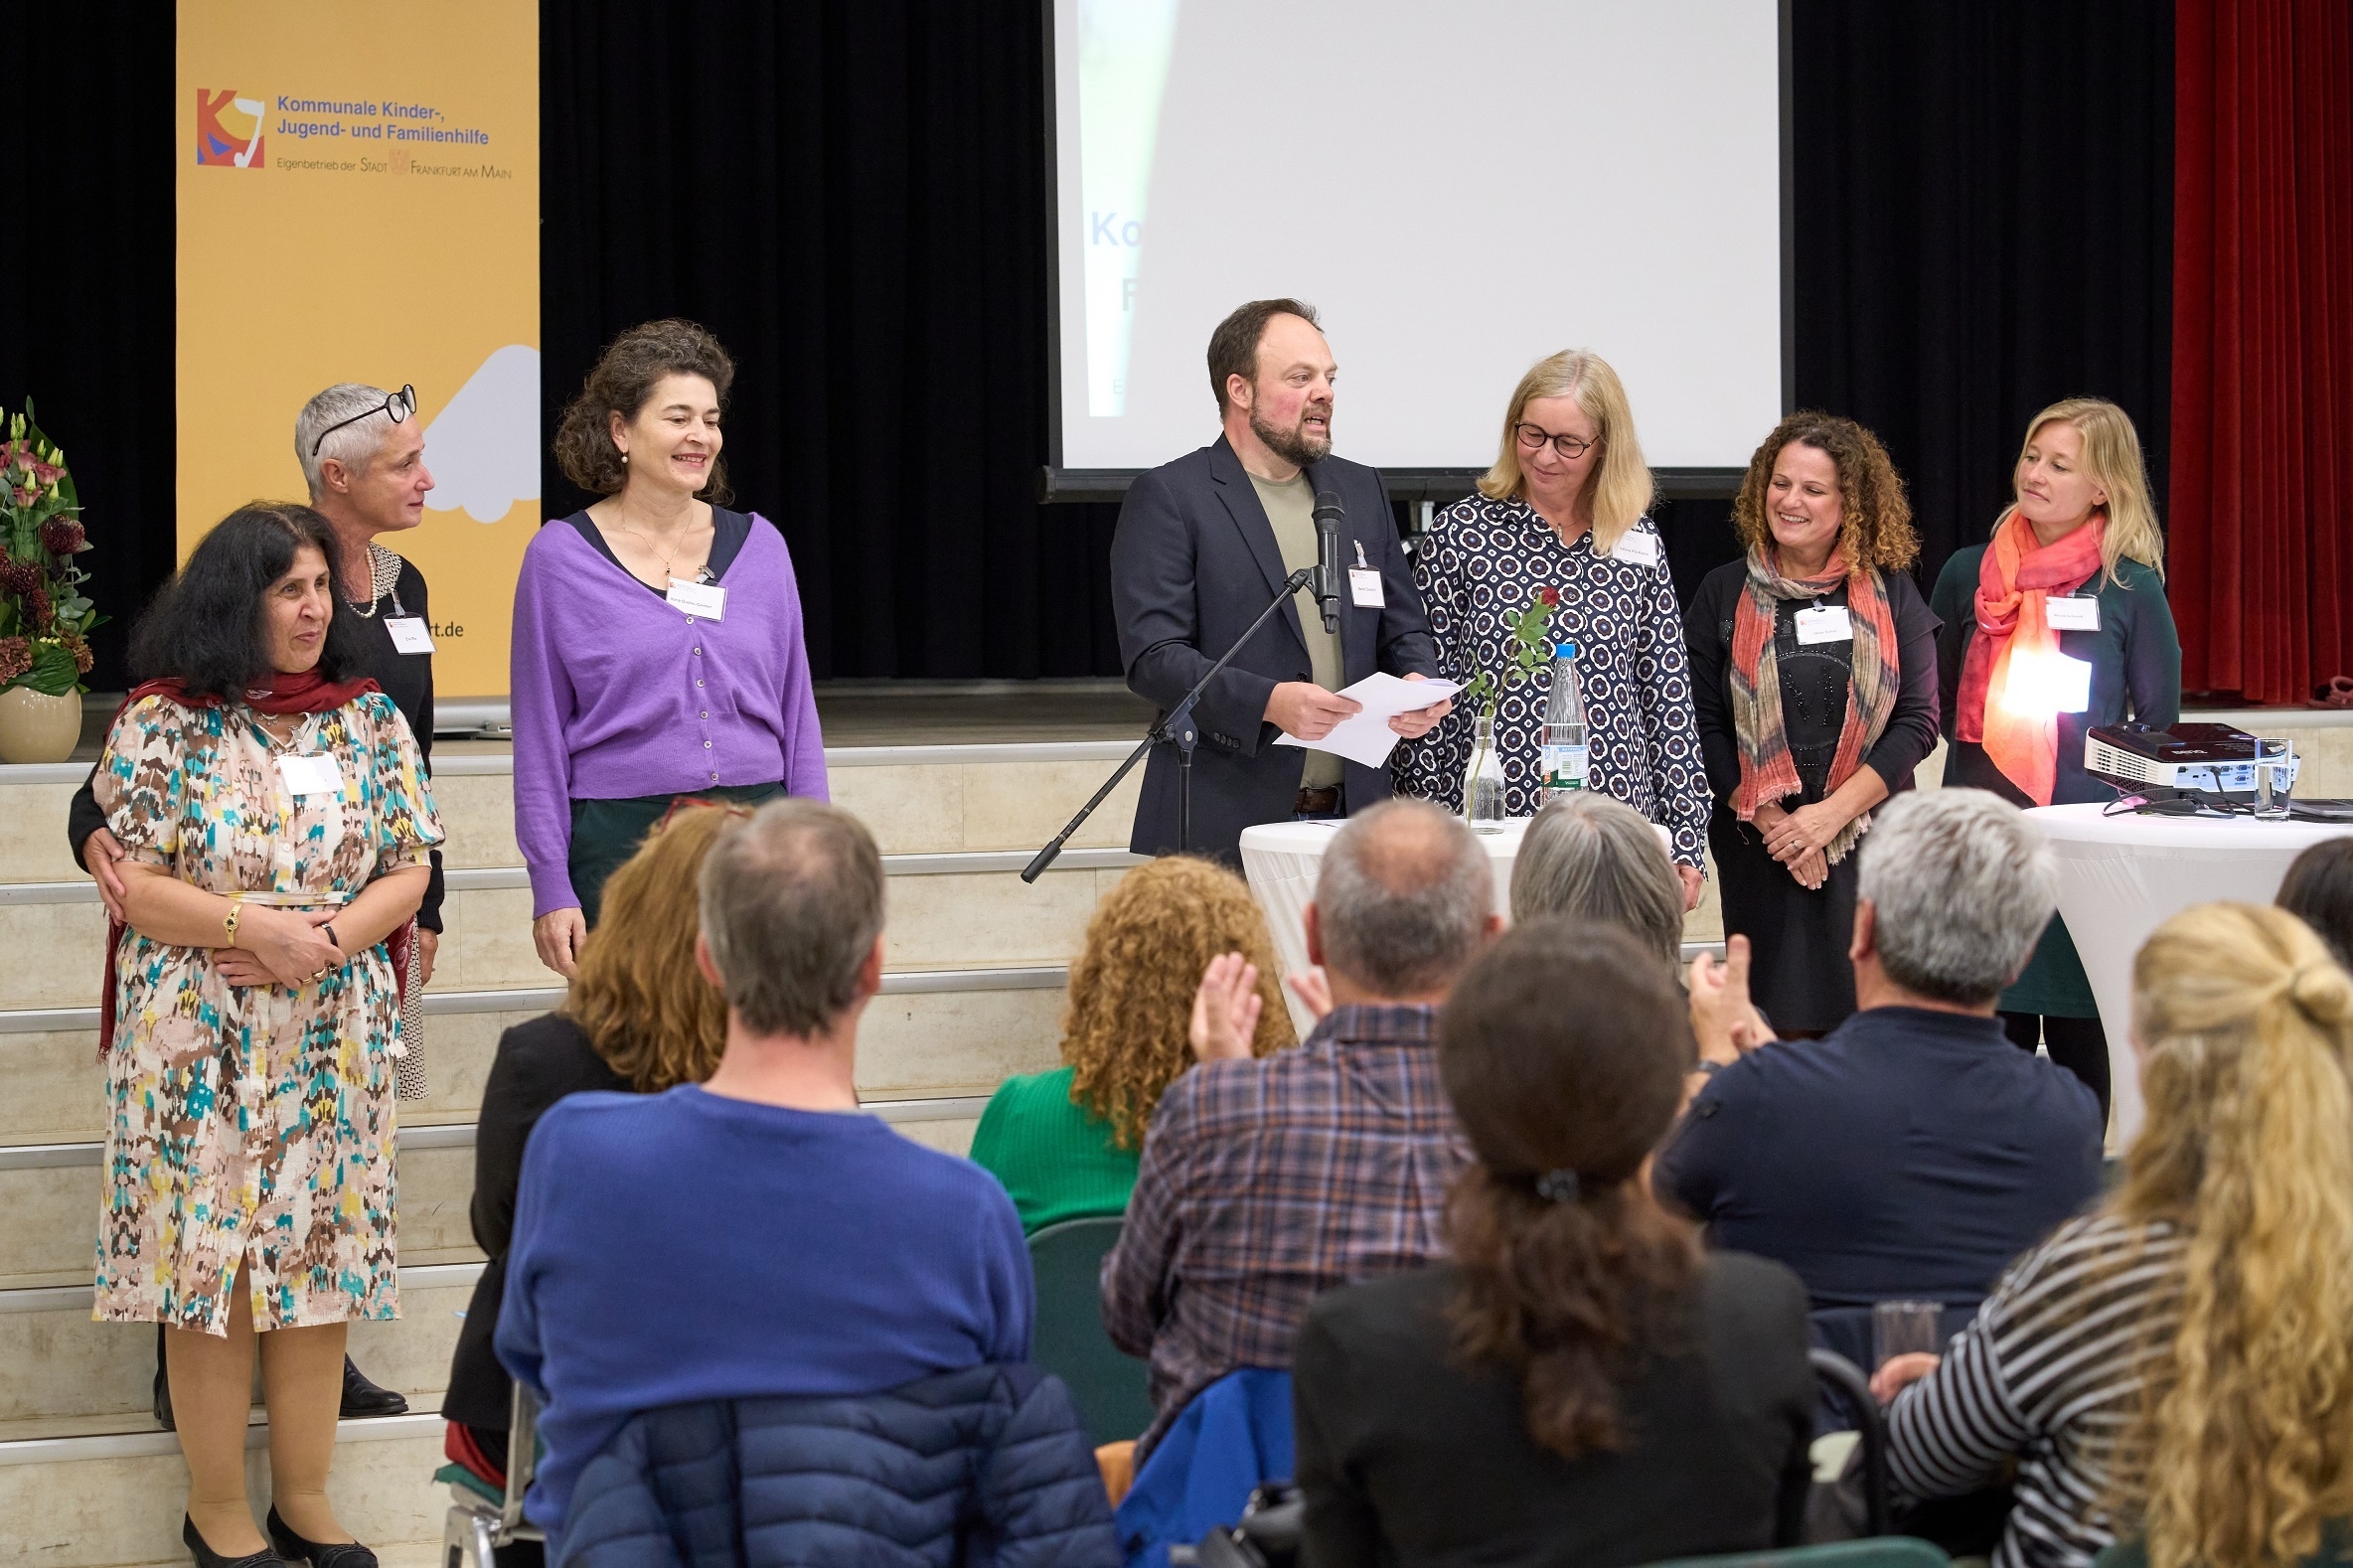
[514,319,828,977]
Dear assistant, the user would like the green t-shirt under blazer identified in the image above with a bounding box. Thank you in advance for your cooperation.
[968,1065,1140,1235]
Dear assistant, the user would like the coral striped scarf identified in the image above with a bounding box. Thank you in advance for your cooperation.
[1956,512,2105,806]
[1729,547,1900,864]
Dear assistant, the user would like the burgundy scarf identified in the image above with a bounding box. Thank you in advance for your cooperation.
[96,670,404,1056]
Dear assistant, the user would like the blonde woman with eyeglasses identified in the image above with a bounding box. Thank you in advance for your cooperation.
[1932,397,2181,1122]
[1875,901,2353,1568]
[1395,350,1711,909]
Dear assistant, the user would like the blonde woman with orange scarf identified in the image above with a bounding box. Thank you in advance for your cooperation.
[1933,397,2179,1122]
[1685,414,1943,1033]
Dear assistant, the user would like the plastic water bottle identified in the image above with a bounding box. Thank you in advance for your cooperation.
[1540,642,1588,798]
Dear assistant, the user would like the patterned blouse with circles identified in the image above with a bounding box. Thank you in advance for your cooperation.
[1393,494,1711,868]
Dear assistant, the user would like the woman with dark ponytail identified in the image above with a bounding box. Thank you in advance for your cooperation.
[1292,918,1816,1567]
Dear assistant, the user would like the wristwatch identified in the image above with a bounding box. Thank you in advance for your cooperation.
[323,922,340,951]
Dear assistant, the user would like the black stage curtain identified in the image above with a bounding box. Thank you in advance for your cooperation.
[1789,0,2175,596]
[542,2,1122,681]
[0,11,178,693]
[2,6,2175,688]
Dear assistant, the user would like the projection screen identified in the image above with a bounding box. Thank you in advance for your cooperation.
[1048,0,1786,481]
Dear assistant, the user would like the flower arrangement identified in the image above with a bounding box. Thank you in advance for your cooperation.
[1458,586,1557,785]
[0,401,99,697]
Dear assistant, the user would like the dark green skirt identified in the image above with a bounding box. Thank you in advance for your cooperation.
[2000,912,2100,1019]
[568,782,782,927]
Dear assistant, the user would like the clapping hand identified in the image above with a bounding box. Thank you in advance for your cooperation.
[1687,933,1776,1066]
[1285,967,1333,1023]
[1189,952,1263,1063]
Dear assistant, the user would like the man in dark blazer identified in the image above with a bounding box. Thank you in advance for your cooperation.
[1110,299,1447,862]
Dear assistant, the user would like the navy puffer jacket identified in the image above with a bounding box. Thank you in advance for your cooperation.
[556,1362,1120,1567]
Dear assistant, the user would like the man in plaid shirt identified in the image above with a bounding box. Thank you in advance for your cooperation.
[1102,801,1500,1460]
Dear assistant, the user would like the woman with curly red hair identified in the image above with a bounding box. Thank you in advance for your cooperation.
[969,856,1294,1232]
[1683,413,1942,1032]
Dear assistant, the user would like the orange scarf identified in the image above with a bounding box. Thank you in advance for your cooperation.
[1956,513,2105,805]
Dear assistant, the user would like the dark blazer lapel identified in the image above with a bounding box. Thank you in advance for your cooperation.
[1209,436,1309,659]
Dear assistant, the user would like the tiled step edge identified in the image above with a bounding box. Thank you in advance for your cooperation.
[0,1408,445,1466]
[0,967,1068,1035]
[0,1095,994,1178]
[0,850,1143,905]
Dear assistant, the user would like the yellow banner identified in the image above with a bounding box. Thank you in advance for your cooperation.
[177,1,539,698]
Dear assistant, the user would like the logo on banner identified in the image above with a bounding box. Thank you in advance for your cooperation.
[196,89,267,168]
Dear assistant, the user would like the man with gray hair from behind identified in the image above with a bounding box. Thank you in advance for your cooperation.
[495,799,1043,1550]
[1654,788,2104,1320]
[1103,799,1503,1463]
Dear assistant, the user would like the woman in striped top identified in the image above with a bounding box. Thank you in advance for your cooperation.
[1876,902,2353,1568]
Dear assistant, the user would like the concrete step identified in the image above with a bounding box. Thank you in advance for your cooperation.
[0,853,1133,1013]
[0,738,1150,885]
[1,1410,450,1568]
[0,971,1067,1147]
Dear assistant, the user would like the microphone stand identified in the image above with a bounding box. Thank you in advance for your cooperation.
[1022,565,1316,882]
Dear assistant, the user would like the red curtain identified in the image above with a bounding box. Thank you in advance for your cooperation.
[2170,0,2353,704]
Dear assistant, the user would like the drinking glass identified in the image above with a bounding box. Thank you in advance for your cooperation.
[1872,1300,1943,1369]
[2254,736,2293,820]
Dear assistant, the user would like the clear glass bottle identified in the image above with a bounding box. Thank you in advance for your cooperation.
[1466,712,1507,833]
[1539,641,1588,799]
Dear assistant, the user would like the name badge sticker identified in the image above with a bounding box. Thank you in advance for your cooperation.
[1611,530,1660,567]
[385,616,434,655]
[667,578,726,621]
[277,753,344,798]
[2045,595,2101,632]
[1348,568,1385,608]
[1795,605,1853,645]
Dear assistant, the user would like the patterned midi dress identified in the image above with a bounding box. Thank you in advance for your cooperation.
[1394,495,1712,868]
[91,692,444,1333]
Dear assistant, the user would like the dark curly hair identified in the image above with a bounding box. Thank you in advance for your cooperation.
[1732,410,1919,572]
[127,502,367,699]
[552,318,736,503]
[1439,917,1699,1460]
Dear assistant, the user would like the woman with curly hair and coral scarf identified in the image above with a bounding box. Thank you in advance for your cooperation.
[1876,901,2353,1568]
[970,856,1295,1233]
[1933,398,2178,1120]
[1684,413,1943,1033]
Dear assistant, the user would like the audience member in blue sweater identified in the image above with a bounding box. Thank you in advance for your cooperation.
[1655,788,2103,1314]
[495,799,1033,1548]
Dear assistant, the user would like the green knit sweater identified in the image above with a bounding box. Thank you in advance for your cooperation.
[968,1065,1139,1235]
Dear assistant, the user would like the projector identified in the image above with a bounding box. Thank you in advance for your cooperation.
[2084,722,2299,797]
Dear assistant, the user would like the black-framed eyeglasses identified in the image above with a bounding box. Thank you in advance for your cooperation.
[1513,422,1599,461]
[309,385,416,457]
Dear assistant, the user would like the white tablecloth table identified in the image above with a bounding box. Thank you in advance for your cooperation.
[1238,818,1532,1034]
[2027,802,2353,1143]
[1238,815,1680,1013]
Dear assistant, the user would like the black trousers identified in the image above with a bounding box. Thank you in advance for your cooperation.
[2001,1012,2111,1123]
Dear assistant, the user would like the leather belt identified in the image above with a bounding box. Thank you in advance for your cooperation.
[1294,786,1342,817]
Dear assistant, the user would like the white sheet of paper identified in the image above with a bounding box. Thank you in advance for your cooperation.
[667,578,726,620]
[385,616,434,654]
[2045,595,2101,631]
[278,753,344,798]
[1275,673,1464,769]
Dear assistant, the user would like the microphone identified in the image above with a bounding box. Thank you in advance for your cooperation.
[1312,491,1345,634]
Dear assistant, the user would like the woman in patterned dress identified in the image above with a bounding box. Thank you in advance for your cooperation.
[94,503,443,1567]
[1395,349,1711,907]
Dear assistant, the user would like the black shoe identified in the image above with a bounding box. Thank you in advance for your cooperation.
[182,1512,285,1567]
[337,1356,407,1419]
[264,1506,378,1568]
[155,1322,177,1430]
